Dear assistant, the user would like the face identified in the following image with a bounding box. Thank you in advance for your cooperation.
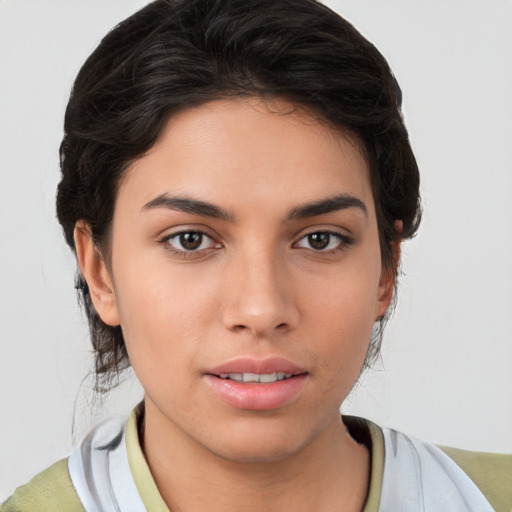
[82,98,395,463]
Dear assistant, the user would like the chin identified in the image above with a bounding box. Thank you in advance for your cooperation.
[201,416,318,464]
[207,438,305,464]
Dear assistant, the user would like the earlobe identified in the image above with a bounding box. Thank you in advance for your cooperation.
[73,221,121,326]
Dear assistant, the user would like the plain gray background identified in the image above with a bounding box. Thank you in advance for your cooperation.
[1,0,511,501]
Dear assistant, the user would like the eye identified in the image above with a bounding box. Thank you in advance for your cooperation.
[295,231,350,252]
[162,230,220,253]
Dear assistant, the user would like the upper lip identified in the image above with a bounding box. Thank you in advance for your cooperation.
[207,357,307,376]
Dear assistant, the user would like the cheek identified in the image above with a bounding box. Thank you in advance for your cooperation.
[111,257,225,372]
[299,260,381,380]
[303,255,381,332]
[311,293,374,375]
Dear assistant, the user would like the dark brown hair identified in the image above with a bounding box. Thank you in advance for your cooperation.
[56,0,421,392]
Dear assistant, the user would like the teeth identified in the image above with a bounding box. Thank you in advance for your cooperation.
[219,372,293,383]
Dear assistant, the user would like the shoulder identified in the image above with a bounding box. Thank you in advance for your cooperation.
[439,445,512,512]
[349,416,511,512]
[379,423,512,512]
[0,458,84,512]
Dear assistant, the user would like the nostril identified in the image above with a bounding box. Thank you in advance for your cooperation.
[230,322,287,334]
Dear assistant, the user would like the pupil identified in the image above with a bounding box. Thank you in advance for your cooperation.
[309,233,329,250]
[180,232,202,250]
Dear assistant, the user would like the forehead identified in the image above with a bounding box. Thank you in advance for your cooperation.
[118,97,374,219]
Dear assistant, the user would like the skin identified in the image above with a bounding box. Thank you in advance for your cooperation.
[75,97,399,512]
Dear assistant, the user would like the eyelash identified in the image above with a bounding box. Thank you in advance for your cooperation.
[158,229,353,258]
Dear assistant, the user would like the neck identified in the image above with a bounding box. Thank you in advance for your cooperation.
[141,400,370,512]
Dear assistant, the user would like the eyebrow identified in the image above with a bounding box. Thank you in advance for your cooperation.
[142,193,367,221]
[142,194,234,221]
[287,194,367,220]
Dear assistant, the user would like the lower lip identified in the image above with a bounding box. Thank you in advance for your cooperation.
[205,374,308,411]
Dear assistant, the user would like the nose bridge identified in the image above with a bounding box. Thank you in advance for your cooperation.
[221,242,298,336]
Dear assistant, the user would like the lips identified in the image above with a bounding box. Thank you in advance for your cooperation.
[218,372,293,383]
[207,357,307,377]
[205,357,308,410]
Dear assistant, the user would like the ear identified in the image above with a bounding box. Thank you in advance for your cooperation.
[74,221,121,326]
[375,221,402,320]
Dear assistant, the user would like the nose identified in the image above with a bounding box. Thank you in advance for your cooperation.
[221,248,299,338]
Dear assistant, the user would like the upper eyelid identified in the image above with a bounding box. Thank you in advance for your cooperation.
[293,226,352,240]
[295,230,348,242]
[158,225,219,241]
[162,230,213,242]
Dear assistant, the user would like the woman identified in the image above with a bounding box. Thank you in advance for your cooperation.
[1,0,510,510]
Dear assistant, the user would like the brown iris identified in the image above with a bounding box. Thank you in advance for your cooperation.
[307,232,331,250]
[180,232,203,250]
